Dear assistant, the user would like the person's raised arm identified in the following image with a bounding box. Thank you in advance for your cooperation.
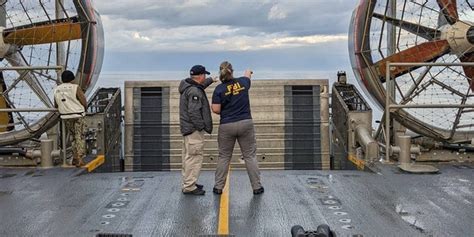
[203,76,218,89]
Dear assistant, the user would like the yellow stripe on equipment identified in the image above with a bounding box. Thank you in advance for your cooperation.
[84,155,105,173]
[348,154,365,170]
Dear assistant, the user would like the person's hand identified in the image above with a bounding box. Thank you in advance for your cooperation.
[244,69,253,78]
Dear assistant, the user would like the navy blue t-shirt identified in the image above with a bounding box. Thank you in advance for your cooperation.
[212,77,252,124]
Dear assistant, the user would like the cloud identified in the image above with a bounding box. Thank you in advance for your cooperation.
[133,32,151,41]
[103,21,347,53]
[102,40,350,72]
[179,0,214,8]
[268,4,288,20]
[91,1,358,72]
[95,0,354,53]
[96,0,354,35]
[261,34,348,49]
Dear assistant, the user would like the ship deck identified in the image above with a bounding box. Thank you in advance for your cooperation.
[1,163,473,236]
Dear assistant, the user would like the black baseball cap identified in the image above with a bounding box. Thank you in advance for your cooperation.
[190,65,210,76]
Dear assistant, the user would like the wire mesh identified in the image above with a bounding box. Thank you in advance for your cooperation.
[362,0,474,134]
[0,1,84,132]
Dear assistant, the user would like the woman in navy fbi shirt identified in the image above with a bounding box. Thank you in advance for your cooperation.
[211,61,264,195]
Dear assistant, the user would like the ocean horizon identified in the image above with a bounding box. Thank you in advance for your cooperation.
[95,70,384,124]
[96,70,344,89]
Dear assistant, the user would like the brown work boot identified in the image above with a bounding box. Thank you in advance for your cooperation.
[77,159,85,167]
[72,158,78,166]
[72,158,86,168]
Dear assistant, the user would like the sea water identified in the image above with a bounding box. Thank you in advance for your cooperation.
[95,70,383,120]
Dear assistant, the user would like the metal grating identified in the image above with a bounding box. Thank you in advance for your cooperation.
[334,84,370,111]
[285,86,321,170]
[85,88,122,172]
[133,87,170,171]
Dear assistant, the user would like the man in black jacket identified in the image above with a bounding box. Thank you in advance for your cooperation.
[179,65,215,195]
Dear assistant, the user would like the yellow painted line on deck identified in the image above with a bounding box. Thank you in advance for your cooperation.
[217,168,231,235]
[84,155,105,172]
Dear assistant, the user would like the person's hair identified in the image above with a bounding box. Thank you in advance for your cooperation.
[219,61,234,82]
[61,70,75,83]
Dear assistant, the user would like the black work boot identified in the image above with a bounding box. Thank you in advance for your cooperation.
[76,158,85,168]
[183,188,205,195]
[213,187,223,195]
[253,187,264,195]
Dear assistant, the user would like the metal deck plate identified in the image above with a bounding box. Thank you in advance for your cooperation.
[398,163,440,174]
[0,164,473,236]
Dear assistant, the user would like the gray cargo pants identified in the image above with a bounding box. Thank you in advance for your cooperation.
[214,119,262,190]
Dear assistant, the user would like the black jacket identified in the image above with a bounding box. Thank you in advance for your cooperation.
[178,77,214,136]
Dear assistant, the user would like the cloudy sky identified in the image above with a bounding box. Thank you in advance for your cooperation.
[94,0,355,73]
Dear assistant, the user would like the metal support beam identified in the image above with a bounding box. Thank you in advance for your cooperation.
[40,139,54,168]
[54,0,66,155]
[355,125,379,161]
[398,136,411,164]
[0,66,63,71]
[0,108,58,112]
[390,104,474,109]
[320,85,330,170]
[385,63,391,162]
[56,0,66,72]
[61,120,67,166]
[387,0,397,54]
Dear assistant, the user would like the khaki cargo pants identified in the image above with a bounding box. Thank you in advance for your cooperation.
[64,117,86,161]
[182,130,205,192]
